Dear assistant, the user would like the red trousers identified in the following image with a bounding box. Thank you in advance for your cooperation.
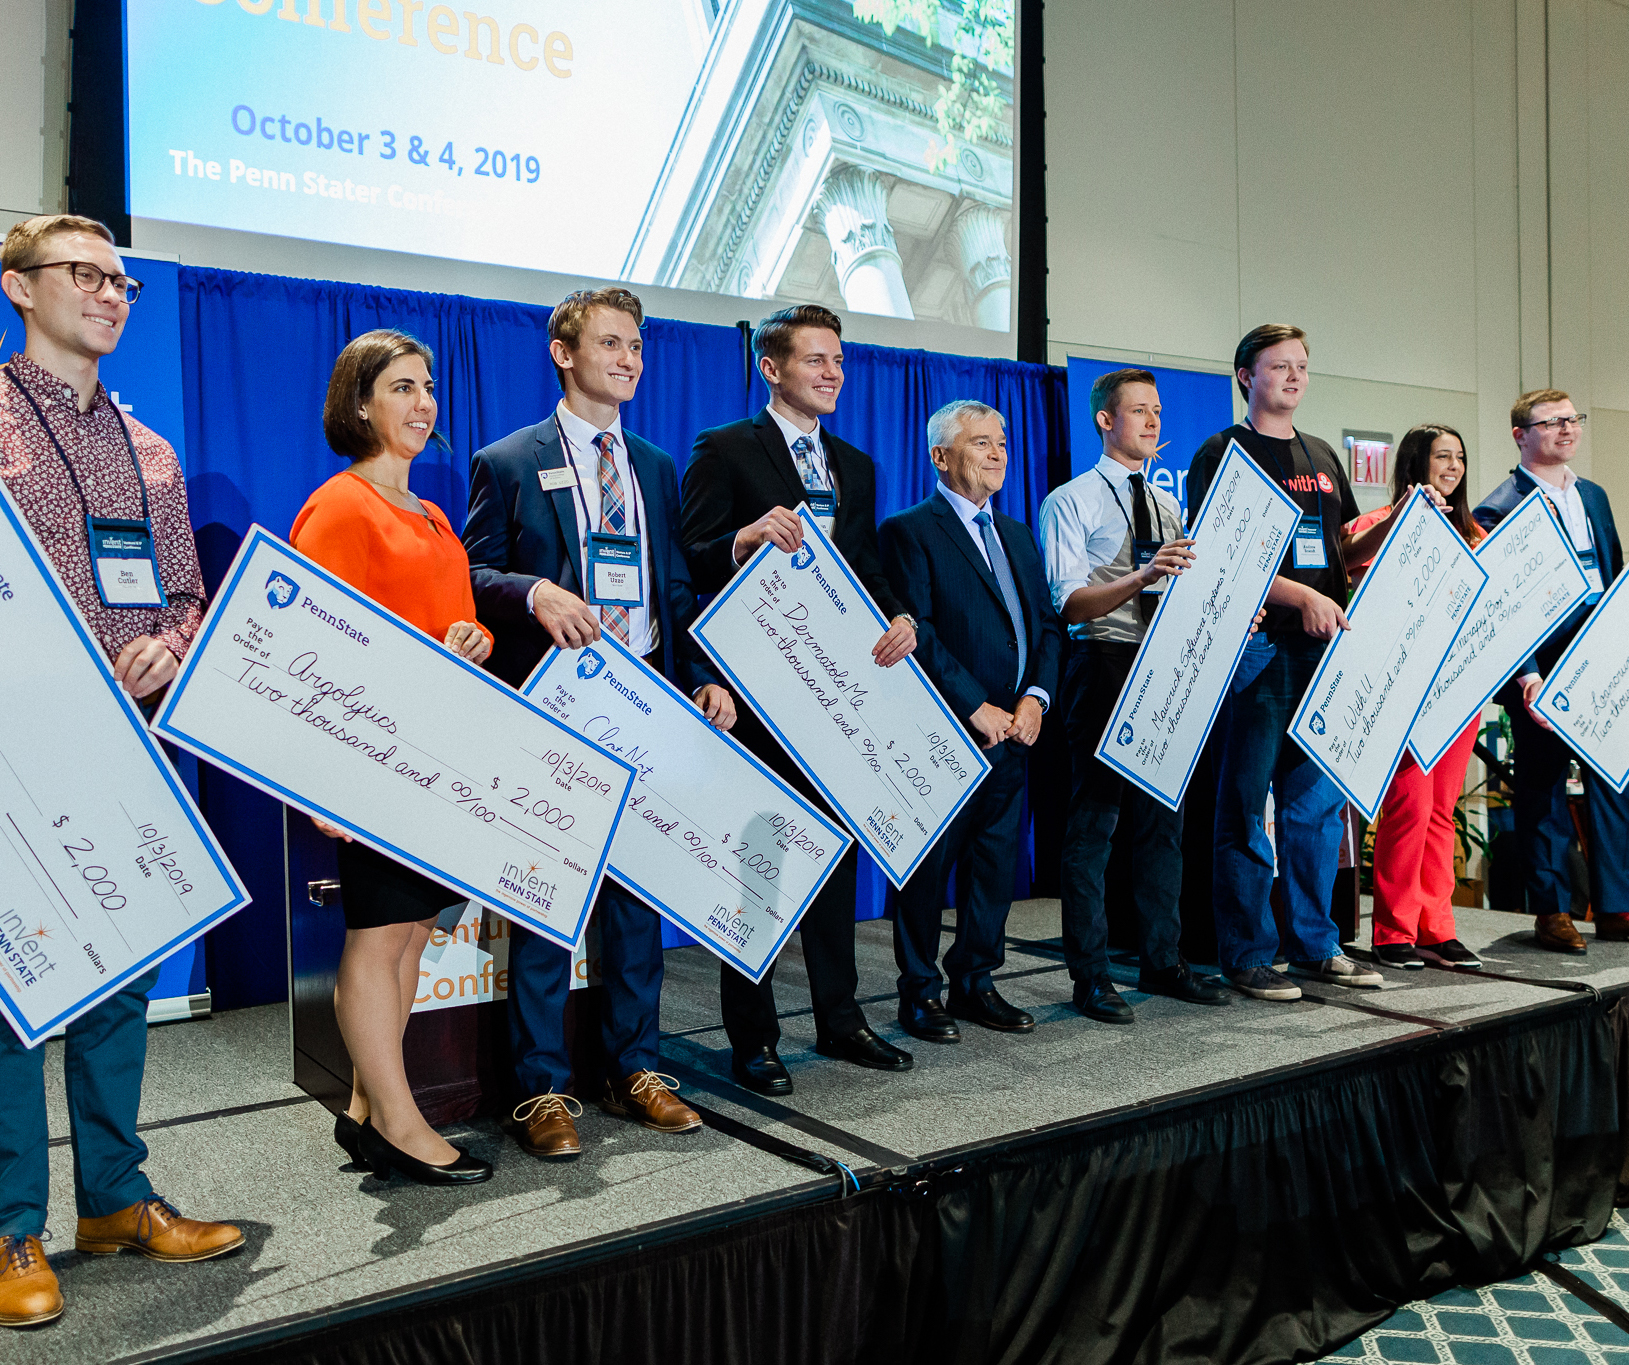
[1371,719,1479,946]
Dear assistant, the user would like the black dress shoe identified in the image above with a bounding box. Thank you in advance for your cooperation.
[333,1111,372,1171]
[731,1046,793,1096]
[1137,961,1232,1006]
[899,998,961,1043]
[948,987,1035,1033]
[358,1119,493,1185]
[814,1025,914,1071]
[1074,974,1134,1024]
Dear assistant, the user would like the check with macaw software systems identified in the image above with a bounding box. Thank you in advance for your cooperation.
[0,485,248,1048]
[1290,489,1489,820]
[690,507,990,889]
[521,636,852,982]
[151,528,636,951]
[1094,440,1303,810]
[1534,567,1629,792]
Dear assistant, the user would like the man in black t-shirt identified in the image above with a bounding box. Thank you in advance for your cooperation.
[1185,324,1383,1001]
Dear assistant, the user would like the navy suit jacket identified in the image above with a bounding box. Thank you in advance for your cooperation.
[462,415,719,693]
[1475,465,1623,683]
[880,491,1062,735]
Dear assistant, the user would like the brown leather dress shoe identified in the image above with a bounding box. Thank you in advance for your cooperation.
[0,1236,61,1328]
[76,1196,243,1262]
[512,1092,582,1159]
[1594,912,1629,942]
[601,1071,702,1134]
[1534,911,1588,955]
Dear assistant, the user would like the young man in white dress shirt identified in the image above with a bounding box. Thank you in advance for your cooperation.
[1038,369,1230,1022]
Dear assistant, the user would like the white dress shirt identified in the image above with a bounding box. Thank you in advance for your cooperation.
[526,400,657,657]
[934,481,1049,711]
[1527,462,1604,595]
[1038,452,1181,645]
[766,404,833,489]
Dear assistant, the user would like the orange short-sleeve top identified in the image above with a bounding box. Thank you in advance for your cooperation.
[290,470,490,647]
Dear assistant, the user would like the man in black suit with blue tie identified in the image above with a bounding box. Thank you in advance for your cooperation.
[880,401,1063,1041]
[463,288,736,1161]
[1474,387,1629,954]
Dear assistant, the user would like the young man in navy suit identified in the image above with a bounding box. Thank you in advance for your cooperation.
[879,401,1062,1041]
[1474,388,1628,954]
[463,288,736,1159]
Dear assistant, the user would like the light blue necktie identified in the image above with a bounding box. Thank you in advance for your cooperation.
[790,434,824,490]
[974,508,1027,688]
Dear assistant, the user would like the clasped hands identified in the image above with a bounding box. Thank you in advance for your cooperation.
[970,695,1043,750]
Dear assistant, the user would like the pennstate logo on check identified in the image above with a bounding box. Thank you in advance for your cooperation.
[790,544,815,571]
[1316,472,1335,494]
[1309,711,1327,736]
[1553,692,1571,713]
[576,649,606,680]
[265,572,299,608]
[1116,722,1134,746]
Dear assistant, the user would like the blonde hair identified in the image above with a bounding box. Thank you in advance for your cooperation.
[547,288,644,386]
[2,215,118,319]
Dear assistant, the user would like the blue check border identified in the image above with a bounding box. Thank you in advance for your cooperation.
[152,526,636,952]
[1093,441,1305,812]
[689,506,992,890]
[0,488,249,1048]
[522,634,853,983]
[1534,561,1629,793]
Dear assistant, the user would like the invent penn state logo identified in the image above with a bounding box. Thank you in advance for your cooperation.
[790,544,815,571]
[265,571,299,608]
[1553,692,1571,713]
[1116,722,1134,746]
[576,649,606,680]
[1310,711,1327,736]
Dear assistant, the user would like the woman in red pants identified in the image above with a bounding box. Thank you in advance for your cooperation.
[1346,424,1486,970]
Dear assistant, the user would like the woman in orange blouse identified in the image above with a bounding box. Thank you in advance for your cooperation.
[1345,424,1485,971]
[292,329,493,1186]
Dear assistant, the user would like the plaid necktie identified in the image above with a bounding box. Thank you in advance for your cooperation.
[594,431,629,644]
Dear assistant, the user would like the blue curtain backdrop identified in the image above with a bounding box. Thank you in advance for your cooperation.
[176,266,1070,1008]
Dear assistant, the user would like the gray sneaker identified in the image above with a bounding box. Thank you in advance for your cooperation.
[1226,965,1303,1001]
[1291,954,1383,989]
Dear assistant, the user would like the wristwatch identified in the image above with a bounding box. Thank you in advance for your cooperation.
[895,613,919,631]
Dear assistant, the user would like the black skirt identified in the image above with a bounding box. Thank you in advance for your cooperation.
[335,839,464,929]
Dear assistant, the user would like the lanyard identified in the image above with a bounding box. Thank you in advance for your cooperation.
[1096,468,1170,542]
[556,417,643,576]
[1243,417,1318,491]
[3,363,152,524]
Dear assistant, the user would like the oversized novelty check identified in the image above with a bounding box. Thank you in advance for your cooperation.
[1534,570,1629,791]
[1290,490,1488,819]
[152,529,636,950]
[0,486,247,1047]
[1094,441,1302,809]
[691,508,990,888]
[1407,490,1592,771]
[521,636,852,982]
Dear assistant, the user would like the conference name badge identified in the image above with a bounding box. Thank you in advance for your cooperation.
[804,490,836,538]
[1134,538,1169,595]
[87,514,168,609]
[538,466,579,493]
[587,530,643,607]
[1291,509,1327,570]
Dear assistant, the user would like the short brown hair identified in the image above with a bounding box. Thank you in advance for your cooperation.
[1088,368,1157,430]
[1234,324,1309,399]
[753,304,843,370]
[548,287,644,386]
[322,329,435,461]
[1511,388,1571,428]
[2,214,117,319]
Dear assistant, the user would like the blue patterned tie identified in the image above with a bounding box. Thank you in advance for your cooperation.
[974,508,1027,688]
[790,434,822,490]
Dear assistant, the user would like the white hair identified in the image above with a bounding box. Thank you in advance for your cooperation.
[927,399,1004,450]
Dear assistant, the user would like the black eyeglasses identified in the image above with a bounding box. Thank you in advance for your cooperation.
[14,261,144,304]
[1519,413,1587,432]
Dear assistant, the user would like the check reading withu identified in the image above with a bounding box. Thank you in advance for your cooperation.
[1535,568,1629,793]
[521,636,852,983]
[0,484,248,1048]
[689,507,989,889]
[1094,441,1303,811]
[151,529,636,951]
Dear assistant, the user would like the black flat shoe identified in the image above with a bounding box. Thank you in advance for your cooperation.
[1373,943,1425,970]
[899,998,961,1043]
[948,987,1035,1032]
[358,1119,493,1185]
[1074,974,1134,1024]
[1137,961,1232,1005]
[731,1046,793,1096]
[333,1112,372,1171]
[1418,938,1482,968]
[814,1025,914,1071]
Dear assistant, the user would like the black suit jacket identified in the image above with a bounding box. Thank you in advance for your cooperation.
[462,415,718,693]
[880,491,1063,732]
[681,407,905,620]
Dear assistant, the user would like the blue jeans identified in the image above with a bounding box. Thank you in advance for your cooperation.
[0,967,158,1238]
[1212,633,1344,971]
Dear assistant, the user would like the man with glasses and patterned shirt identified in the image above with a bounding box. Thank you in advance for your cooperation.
[1474,389,1627,954]
[0,215,242,1329]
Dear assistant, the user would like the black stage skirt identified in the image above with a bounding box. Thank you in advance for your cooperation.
[335,839,464,930]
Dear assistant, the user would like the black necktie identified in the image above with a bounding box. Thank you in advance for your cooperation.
[1128,473,1156,624]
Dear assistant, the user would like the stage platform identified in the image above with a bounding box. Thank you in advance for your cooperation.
[19,900,1629,1365]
